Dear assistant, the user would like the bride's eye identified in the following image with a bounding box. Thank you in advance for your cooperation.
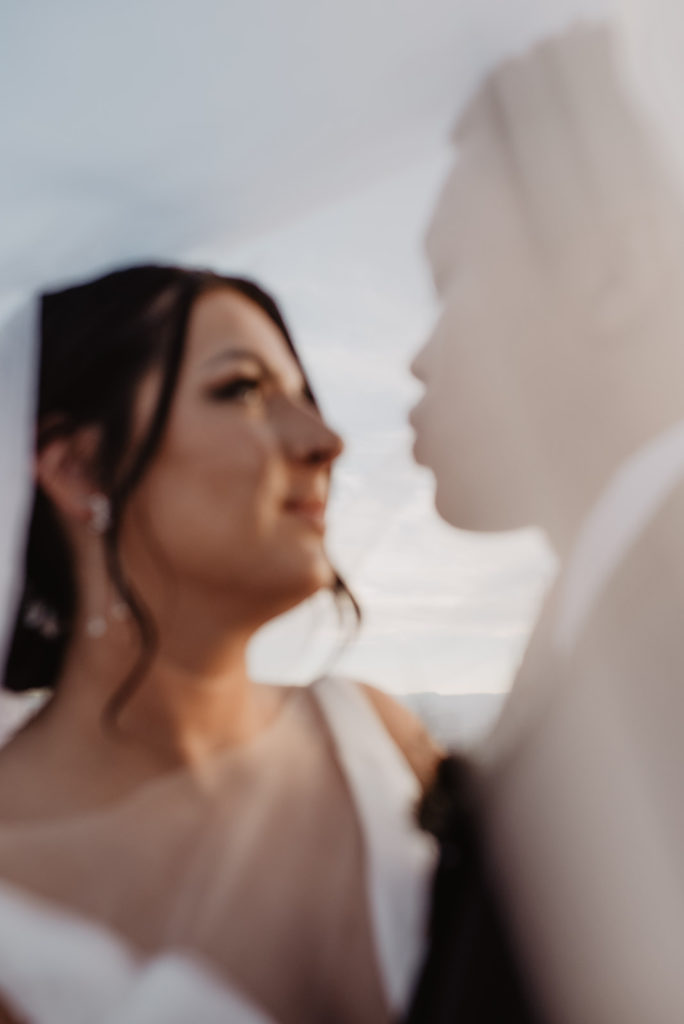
[208,376,262,403]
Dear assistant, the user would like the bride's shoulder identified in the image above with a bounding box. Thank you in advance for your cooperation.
[0,709,64,823]
[356,683,443,791]
[0,737,45,822]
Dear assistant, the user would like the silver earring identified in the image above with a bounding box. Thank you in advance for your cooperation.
[24,600,61,639]
[111,600,130,623]
[85,614,108,639]
[88,493,111,535]
[86,598,130,639]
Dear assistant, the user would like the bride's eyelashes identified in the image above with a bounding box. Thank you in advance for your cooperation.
[207,375,264,404]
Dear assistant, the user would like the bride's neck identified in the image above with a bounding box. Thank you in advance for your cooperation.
[43,620,265,771]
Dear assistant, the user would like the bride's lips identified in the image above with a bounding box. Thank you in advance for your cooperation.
[283,498,327,534]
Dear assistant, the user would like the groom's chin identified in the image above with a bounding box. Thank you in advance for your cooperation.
[411,449,468,528]
[434,482,470,529]
[433,479,524,534]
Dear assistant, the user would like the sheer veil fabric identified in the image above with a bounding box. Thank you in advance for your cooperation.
[2,2,668,684]
[2,2,684,1022]
[0,0,665,680]
[0,299,39,673]
[0,0,624,676]
[462,16,684,1024]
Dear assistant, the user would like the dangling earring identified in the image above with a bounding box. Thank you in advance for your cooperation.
[111,600,130,623]
[84,492,126,637]
[87,493,111,535]
[23,599,61,639]
[85,613,108,639]
[85,598,130,639]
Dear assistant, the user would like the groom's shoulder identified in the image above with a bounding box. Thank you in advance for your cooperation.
[359,684,443,791]
[571,478,684,676]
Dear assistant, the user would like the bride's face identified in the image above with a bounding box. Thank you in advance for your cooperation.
[410,129,555,532]
[121,287,343,625]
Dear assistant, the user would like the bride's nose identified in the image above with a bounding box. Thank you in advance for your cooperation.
[274,396,344,465]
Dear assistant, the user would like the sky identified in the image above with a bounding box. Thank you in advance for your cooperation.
[191,150,557,697]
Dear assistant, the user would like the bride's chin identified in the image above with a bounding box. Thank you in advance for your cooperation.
[286,558,336,602]
[305,559,336,595]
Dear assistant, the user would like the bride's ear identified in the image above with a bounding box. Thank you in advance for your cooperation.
[34,425,102,529]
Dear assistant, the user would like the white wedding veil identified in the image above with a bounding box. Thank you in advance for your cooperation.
[2,1,684,1022]
[0,0,620,693]
[0,299,39,674]
[0,0,469,686]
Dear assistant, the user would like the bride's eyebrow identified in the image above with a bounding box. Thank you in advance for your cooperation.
[201,348,269,372]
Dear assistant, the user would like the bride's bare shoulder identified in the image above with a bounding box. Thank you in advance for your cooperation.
[359,683,443,791]
[0,738,45,821]
[0,708,66,822]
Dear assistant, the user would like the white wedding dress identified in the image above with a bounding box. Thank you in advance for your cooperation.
[0,677,436,1024]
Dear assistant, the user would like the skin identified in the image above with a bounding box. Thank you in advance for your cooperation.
[0,287,437,825]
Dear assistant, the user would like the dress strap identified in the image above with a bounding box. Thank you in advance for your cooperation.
[0,880,275,1024]
[554,419,684,654]
[312,677,437,1016]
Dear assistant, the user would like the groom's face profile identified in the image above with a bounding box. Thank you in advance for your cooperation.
[410,125,556,533]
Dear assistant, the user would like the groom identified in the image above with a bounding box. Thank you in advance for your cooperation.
[407,24,684,1024]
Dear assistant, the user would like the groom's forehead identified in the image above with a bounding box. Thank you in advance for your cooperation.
[424,140,514,294]
[424,150,472,295]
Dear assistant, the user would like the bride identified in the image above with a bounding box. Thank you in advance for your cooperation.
[0,265,439,1023]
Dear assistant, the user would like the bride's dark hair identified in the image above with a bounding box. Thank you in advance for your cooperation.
[3,265,358,714]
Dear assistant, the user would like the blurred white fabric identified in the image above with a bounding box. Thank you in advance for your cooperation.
[619,1,684,189]
[0,299,40,698]
[0,880,276,1024]
[0,0,613,295]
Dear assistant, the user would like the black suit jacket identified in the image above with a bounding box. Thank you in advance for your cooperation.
[405,756,545,1024]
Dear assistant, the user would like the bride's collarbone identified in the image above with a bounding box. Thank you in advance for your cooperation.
[0,726,144,824]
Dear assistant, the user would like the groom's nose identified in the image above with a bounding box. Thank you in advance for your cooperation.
[410,333,437,383]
